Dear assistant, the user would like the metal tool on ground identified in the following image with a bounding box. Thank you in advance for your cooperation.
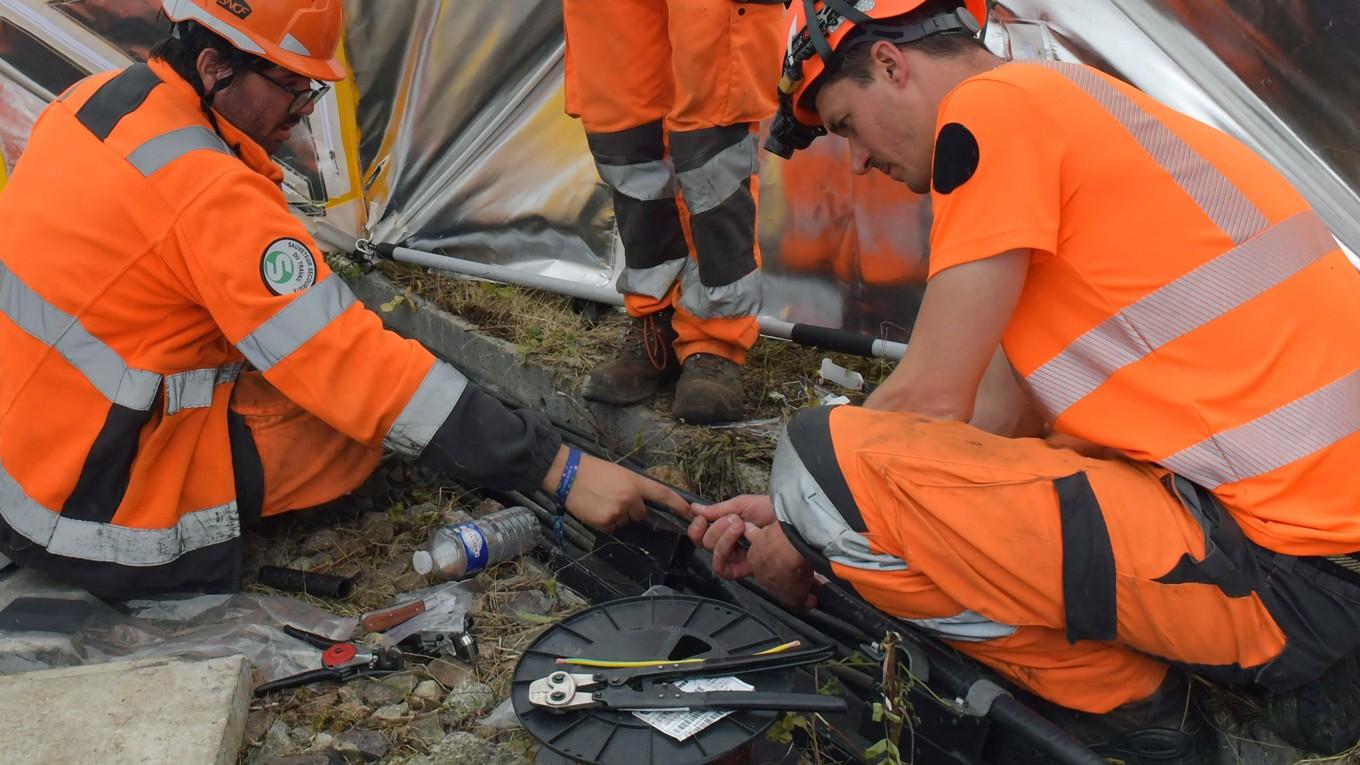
[253,625,403,696]
[529,644,846,714]
[360,591,453,633]
[412,505,541,581]
[512,594,844,765]
[378,582,476,648]
[399,628,479,663]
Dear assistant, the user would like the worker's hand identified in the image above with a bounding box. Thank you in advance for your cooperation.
[545,449,689,534]
[687,495,775,579]
[746,523,817,611]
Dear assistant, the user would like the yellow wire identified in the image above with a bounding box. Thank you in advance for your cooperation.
[554,640,802,668]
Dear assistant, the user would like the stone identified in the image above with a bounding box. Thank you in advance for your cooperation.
[287,553,333,572]
[301,528,342,555]
[426,659,474,689]
[442,682,494,724]
[421,732,530,765]
[0,656,252,765]
[244,710,273,746]
[333,728,388,763]
[378,672,420,695]
[378,557,409,579]
[413,680,444,701]
[373,702,410,723]
[260,720,295,758]
[307,732,334,753]
[357,678,405,708]
[406,713,446,747]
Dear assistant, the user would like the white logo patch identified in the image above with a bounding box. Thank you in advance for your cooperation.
[260,238,317,295]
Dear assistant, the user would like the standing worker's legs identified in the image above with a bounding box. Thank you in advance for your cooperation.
[564,0,688,406]
[229,372,381,517]
[664,0,784,423]
[771,407,1360,754]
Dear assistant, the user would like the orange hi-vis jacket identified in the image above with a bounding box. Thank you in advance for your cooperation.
[0,61,561,594]
[927,62,1360,555]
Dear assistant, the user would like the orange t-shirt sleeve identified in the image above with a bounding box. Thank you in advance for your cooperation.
[927,76,1065,279]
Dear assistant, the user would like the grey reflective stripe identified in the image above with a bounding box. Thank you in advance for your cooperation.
[674,134,759,216]
[385,361,469,458]
[0,460,239,566]
[596,160,676,202]
[903,611,1017,643]
[0,261,161,410]
[1160,367,1360,489]
[1041,62,1269,244]
[679,263,761,319]
[771,430,908,572]
[126,126,231,177]
[236,276,356,372]
[617,259,687,300]
[164,362,243,416]
[1028,211,1337,417]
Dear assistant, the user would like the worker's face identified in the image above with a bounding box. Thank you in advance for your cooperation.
[221,66,317,155]
[200,52,317,155]
[814,43,936,194]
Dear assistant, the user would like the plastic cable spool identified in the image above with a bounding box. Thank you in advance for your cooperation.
[511,595,793,765]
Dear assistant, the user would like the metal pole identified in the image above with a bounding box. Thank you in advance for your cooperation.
[369,242,908,361]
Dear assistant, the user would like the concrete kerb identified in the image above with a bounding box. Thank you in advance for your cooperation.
[346,271,686,466]
[0,655,252,765]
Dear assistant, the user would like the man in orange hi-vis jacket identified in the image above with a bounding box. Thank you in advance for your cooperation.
[563,0,785,424]
[0,0,686,599]
[688,1,1360,761]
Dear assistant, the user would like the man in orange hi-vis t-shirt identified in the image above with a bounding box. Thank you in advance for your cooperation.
[688,1,1360,762]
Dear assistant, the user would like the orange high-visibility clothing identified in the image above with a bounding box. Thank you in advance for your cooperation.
[928,62,1360,555]
[774,406,1360,714]
[772,60,1360,715]
[562,0,785,363]
[0,61,562,597]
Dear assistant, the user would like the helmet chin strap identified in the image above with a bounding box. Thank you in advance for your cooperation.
[200,73,238,150]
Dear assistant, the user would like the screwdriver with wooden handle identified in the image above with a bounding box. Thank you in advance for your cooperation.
[361,595,438,633]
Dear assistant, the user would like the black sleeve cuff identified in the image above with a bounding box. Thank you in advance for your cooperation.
[416,384,562,495]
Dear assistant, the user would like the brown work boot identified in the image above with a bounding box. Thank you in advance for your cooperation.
[672,353,744,424]
[582,309,680,406]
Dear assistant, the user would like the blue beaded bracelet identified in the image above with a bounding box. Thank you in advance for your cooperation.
[555,447,581,508]
[552,448,581,547]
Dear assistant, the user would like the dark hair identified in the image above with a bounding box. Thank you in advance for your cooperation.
[148,20,264,97]
[815,1,984,95]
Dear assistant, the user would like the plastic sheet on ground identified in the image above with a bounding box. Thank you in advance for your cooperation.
[0,568,357,682]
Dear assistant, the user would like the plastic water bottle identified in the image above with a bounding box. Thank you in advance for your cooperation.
[411,506,542,580]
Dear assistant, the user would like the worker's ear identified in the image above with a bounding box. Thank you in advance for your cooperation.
[871,40,910,88]
[196,48,234,94]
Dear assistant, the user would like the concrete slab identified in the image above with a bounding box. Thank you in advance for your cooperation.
[0,655,252,765]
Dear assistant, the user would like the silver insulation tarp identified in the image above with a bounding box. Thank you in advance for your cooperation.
[0,1,1356,334]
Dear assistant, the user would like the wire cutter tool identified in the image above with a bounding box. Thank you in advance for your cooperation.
[527,644,847,714]
[254,625,404,696]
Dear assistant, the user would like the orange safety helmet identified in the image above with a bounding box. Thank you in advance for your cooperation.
[764,0,987,158]
[161,0,347,82]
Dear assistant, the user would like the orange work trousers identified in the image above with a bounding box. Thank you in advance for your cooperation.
[772,406,1360,713]
[229,372,381,518]
[563,0,785,364]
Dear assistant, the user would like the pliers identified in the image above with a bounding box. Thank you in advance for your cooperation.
[528,644,847,714]
[254,625,404,696]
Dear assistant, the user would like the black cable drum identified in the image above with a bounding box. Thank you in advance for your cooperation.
[511,594,794,765]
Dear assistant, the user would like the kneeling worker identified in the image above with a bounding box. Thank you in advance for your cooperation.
[0,0,685,598]
[691,1,1360,761]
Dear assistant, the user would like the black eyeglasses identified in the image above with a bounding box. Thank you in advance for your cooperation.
[252,68,330,115]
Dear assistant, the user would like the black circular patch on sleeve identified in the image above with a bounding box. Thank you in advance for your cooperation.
[932,122,980,195]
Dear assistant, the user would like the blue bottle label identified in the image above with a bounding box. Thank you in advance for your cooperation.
[455,523,490,575]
